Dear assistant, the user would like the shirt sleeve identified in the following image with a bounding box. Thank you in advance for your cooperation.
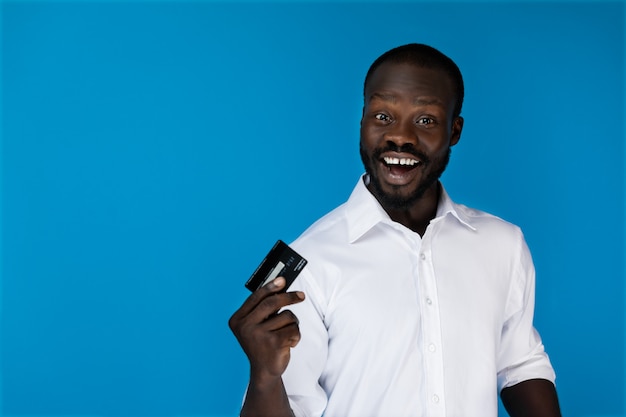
[496,230,556,391]
[281,268,329,417]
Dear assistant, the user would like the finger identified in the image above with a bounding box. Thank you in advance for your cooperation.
[231,277,290,319]
[261,309,299,332]
[248,291,305,323]
[271,322,302,348]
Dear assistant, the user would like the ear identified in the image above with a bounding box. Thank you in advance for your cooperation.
[450,116,463,147]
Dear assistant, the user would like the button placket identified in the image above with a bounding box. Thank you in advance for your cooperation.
[418,240,446,416]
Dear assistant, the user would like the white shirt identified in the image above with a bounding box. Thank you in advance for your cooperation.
[283,176,556,417]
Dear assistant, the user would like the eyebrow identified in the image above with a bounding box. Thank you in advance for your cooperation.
[369,92,396,103]
[413,97,444,106]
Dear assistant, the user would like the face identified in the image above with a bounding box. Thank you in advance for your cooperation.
[360,62,463,211]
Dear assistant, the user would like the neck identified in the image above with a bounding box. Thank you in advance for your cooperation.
[384,183,441,237]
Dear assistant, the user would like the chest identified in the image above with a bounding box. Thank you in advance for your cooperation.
[321,236,511,346]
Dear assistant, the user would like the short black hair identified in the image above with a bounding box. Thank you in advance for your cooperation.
[363,43,464,118]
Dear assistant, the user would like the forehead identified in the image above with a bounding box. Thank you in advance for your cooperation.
[365,62,455,106]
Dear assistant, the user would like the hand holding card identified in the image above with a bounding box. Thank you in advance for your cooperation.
[245,240,308,292]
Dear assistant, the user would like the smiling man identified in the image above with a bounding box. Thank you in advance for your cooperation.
[229,44,561,417]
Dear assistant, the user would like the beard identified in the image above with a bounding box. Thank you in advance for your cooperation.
[360,143,451,211]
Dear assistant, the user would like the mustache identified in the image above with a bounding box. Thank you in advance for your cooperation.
[372,143,431,165]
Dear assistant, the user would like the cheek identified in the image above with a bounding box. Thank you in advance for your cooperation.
[359,138,378,167]
[359,140,373,162]
[359,129,372,150]
[360,124,382,147]
[422,131,452,152]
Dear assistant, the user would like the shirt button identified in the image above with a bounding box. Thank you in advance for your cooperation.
[428,343,436,352]
[426,297,432,305]
[432,394,440,403]
[420,253,426,260]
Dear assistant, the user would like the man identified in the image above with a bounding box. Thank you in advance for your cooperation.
[229,43,560,417]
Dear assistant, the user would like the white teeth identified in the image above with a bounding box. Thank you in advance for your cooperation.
[383,156,420,166]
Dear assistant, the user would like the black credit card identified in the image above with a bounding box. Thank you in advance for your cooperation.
[245,240,307,292]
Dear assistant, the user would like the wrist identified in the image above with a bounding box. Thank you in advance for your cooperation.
[249,367,284,391]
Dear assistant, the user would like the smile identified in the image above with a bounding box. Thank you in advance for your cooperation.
[383,156,421,166]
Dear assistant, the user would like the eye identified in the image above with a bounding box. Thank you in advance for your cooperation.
[416,117,436,126]
[374,113,391,122]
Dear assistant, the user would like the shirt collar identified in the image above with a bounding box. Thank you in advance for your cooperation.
[346,175,476,243]
[435,185,477,231]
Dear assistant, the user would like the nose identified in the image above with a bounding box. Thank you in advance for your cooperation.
[384,119,418,147]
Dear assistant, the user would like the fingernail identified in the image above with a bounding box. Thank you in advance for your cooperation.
[272,277,285,287]
[296,291,305,300]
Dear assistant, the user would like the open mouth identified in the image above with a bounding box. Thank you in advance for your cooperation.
[382,156,422,176]
[383,156,421,167]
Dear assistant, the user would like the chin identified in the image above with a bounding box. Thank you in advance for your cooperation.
[370,178,431,211]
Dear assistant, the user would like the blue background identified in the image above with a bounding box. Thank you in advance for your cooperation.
[1,1,624,416]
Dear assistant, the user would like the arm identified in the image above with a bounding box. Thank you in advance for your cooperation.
[229,277,305,417]
[240,374,293,417]
[498,232,559,415]
[501,378,561,417]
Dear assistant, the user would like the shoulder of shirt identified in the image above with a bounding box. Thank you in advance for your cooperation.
[449,200,524,239]
[291,201,349,248]
[286,202,351,299]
